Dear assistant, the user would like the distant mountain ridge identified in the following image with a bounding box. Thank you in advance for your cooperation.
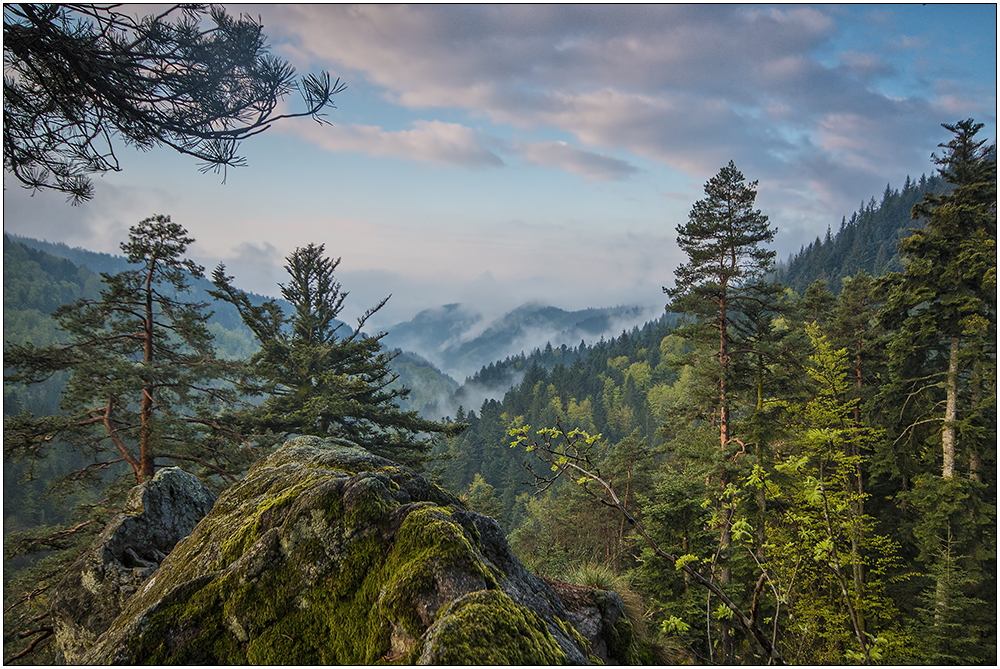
[381,301,661,381]
[773,172,948,295]
[4,235,659,420]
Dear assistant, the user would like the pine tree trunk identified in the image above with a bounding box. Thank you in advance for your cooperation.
[718,292,730,450]
[854,333,864,424]
[934,525,953,628]
[717,295,732,661]
[140,262,157,482]
[942,336,959,479]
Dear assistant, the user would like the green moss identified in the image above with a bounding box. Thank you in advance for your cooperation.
[379,505,499,638]
[554,615,601,664]
[211,472,329,571]
[607,607,639,664]
[87,440,589,666]
[342,474,395,528]
[223,530,394,665]
[417,590,567,664]
[130,572,247,664]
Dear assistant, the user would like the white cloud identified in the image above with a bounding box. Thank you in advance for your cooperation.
[257,3,992,217]
[275,99,643,182]
[277,117,504,168]
[514,140,638,181]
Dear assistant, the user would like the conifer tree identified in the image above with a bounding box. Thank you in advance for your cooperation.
[664,161,778,662]
[211,243,464,466]
[878,119,997,660]
[4,215,249,485]
[4,4,344,203]
[881,119,996,480]
[665,160,778,453]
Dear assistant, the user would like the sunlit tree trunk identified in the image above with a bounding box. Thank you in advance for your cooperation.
[942,336,960,479]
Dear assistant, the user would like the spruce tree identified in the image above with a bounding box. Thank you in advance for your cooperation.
[878,119,997,661]
[211,243,464,466]
[878,120,996,484]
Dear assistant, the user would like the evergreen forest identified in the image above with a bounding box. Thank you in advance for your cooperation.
[4,120,996,665]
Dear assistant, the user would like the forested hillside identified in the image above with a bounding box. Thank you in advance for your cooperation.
[432,315,680,524]
[9,233,273,334]
[774,173,949,295]
[431,129,996,664]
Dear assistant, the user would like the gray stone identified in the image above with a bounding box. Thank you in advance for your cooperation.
[48,467,216,664]
[542,576,637,664]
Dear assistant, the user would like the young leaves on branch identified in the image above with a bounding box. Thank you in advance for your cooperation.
[509,420,786,665]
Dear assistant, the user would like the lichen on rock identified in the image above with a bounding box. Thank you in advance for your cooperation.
[82,436,638,664]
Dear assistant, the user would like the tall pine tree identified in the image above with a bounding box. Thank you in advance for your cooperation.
[665,160,778,452]
[664,160,778,662]
[4,215,249,485]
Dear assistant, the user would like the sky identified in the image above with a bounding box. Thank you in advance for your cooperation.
[3,3,997,330]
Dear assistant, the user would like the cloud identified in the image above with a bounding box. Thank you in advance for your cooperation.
[206,241,285,297]
[514,140,639,181]
[931,79,998,116]
[11,3,988,331]
[256,3,989,217]
[838,50,895,80]
[278,117,504,168]
[2,174,171,255]
[276,103,640,182]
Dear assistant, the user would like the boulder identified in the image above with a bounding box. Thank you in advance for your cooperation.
[49,466,216,664]
[82,436,638,664]
[542,576,638,664]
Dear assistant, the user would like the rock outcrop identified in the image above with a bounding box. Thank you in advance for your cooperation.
[49,467,216,663]
[82,437,637,664]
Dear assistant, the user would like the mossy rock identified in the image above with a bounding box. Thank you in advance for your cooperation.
[416,590,566,664]
[83,437,630,664]
[49,467,216,664]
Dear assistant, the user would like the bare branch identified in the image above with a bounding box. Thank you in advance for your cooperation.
[4,625,55,663]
